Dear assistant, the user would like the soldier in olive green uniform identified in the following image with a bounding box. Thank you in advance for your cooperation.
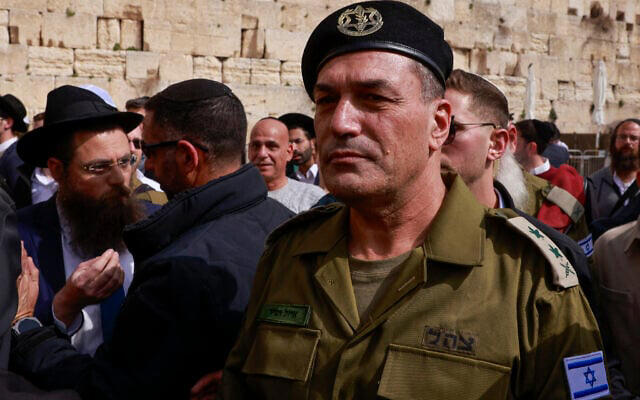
[223,2,608,399]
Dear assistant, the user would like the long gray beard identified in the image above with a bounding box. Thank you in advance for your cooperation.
[495,149,529,210]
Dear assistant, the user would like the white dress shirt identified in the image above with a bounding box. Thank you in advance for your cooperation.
[136,169,162,192]
[31,167,58,205]
[294,163,318,184]
[0,136,17,156]
[613,172,636,207]
[53,200,134,355]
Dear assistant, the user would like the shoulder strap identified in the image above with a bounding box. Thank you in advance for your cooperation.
[544,186,584,223]
[505,216,579,289]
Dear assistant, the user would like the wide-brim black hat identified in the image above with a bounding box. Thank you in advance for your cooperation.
[17,85,143,167]
[0,94,28,132]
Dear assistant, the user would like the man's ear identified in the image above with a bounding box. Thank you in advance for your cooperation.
[429,98,452,151]
[47,158,65,182]
[286,143,294,162]
[527,141,538,157]
[175,139,200,175]
[488,128,509,162]
[506,123,518,153]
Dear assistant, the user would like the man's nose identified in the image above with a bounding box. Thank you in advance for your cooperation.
[330,98,360,138]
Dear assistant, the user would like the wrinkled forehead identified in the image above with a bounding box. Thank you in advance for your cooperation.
[617,121,640,135]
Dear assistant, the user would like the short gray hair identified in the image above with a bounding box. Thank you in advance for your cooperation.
[412,60,445,102]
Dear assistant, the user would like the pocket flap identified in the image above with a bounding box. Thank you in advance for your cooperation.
[242,324,321,382]
[378,344,511,400]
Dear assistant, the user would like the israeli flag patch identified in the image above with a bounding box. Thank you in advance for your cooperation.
[564,351,610,399]
[578,234,594,257]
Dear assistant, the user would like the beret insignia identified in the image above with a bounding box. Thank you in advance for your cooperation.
[337,5,383,37]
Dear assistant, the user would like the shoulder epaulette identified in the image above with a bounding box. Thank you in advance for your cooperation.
[265,202,344,247]
[542,185,584,223]
[504,215,579,289]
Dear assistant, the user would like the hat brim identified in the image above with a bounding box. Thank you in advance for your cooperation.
[17,111,143,168]
[0,96,28,132]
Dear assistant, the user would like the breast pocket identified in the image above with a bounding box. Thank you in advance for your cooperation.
[242,324,321,399]
[377,344,511,400]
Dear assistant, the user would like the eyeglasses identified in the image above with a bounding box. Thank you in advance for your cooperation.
[129,138,142,149]
[140,139,209,157]
[616,134,640,143]
[445,119,501,145]
[80,154,135,175]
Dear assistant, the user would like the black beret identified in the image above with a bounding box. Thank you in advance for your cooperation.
[301,1,453,100]
[157,78,233,103]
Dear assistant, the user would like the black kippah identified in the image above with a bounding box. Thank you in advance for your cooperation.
[302,1,453,100]
[157,78,232,103]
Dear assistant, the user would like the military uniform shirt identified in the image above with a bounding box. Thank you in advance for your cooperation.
[223,175,605,400]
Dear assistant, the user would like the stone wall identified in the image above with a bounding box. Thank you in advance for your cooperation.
[0,0,639,141]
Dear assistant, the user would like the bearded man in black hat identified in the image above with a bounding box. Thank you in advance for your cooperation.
[10,85,150,358]
[10,79,292,400]
[223,2,605,398]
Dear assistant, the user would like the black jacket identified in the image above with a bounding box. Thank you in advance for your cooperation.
[10,164,293,399]
[0,142,33,209]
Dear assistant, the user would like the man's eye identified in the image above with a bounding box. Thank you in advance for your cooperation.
[315,95,337,105]
[363,93,387,102]
[89,164,109,173]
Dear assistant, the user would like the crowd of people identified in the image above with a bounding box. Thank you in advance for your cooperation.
[0,0,639,399]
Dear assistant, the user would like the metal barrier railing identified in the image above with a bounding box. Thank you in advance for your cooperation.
[568,149,607,177]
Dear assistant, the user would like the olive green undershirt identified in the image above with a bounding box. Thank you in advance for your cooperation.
[349,250,413,324]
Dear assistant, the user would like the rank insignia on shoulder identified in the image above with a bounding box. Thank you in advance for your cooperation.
[257,304,311,327]
[564,351,610,400]
[506,216,579,289]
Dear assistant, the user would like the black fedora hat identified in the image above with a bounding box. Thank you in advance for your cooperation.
[0,94,28,132]
[17,85,143,167]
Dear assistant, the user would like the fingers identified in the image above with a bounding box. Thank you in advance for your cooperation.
[89,252,124,298]
[88,249,118,273]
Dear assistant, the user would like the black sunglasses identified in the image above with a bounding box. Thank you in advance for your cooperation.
[140,139,209,156]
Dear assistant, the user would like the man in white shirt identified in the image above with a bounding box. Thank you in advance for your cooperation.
[249,117,325,213]
[15,85,147,355]
[279,113,321,185]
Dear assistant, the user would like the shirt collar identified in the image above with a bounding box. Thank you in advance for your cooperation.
[530,158,550,176]
[292,174,486,267]
[0,136,17,153]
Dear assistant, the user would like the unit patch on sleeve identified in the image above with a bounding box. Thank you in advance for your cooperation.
[564,351,610,399]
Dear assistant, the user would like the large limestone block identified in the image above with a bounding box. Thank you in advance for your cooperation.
[9,9,42,46]
[54,76,110,91]
[423,0,455,23]
[281,61,302,87]
[42,12,96,49]
[553,100,592,133]
[229,84,313,127]
[443,24,493,50]
[494,26,513,51]
[103,0,143,20]
[158,54,193,82]
[28,46,72,75]
[529,33,549,53]
[193,12,242,57]
[222,58,251,84]
[193,56,222,81]
[549,35,582,59]
[46,0,103,14]
[0,0,46,10]
[97,18,120,50]
[143,20,171,52]
[0,28,8,45]
[264,29,309,62]
[0,74,54,110]
[452,48,470,71]
[540,75,558,101]
[499,5,527,29]
[251,59,280,85]
[581,38,617,61]
[279,3,329,31]
[0,44,27,75]
[121,19,142,50]
[241,28,265,59]
[125,51,161,79]
[558,81,575,100]
[527,9,558,35]
[75,49,126,78]
[225,1,280,29]
[0,10,8,26]
[485,50,518,76]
